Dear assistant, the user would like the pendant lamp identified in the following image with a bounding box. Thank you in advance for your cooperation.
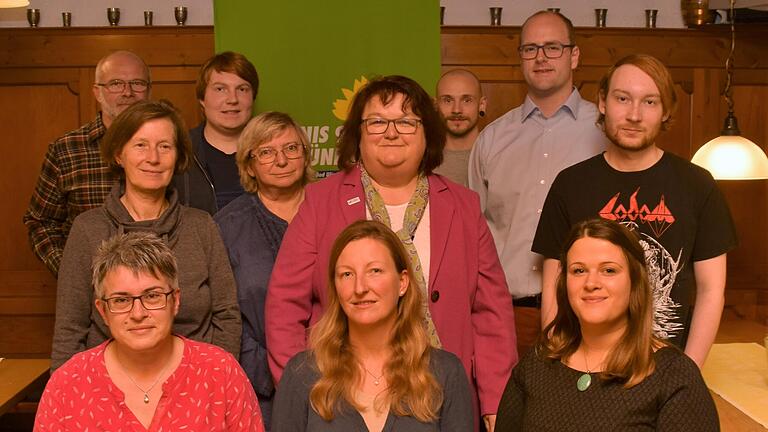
[0,0,29,7]
[691,0,768,180]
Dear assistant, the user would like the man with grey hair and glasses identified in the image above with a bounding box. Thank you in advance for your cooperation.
[24,50,151,276]
[35,231,265,431]
[468,11,606,357]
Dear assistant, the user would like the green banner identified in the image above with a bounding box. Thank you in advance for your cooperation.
[214,1,441,175]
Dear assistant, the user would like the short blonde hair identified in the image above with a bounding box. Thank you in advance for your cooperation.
[235,111,315,194]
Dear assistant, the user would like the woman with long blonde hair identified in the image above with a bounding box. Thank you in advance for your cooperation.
[272,220,472,431]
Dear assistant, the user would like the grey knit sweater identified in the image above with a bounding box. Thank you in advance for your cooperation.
[51,183,241,370]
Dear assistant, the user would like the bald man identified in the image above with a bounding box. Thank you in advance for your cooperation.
[468,11,606,356]
[434,69,487,186]
[24,50,151,275]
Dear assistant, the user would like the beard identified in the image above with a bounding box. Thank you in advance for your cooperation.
[443,115,479,138]
[604,120,660,153]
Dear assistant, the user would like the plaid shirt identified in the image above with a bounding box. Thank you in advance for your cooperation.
[23,113,117,275]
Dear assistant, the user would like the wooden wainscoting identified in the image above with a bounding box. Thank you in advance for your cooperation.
[1,24,766,358]
[442,24,768,326]
[0,26,214,358]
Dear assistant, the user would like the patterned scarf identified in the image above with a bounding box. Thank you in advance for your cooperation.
[359,165,442,348]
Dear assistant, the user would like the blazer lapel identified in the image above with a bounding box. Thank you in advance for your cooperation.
[428,175,453,290]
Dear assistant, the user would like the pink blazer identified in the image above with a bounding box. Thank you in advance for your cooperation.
[265,166,517,416]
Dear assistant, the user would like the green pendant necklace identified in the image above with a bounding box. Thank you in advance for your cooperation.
[576,347,592,392]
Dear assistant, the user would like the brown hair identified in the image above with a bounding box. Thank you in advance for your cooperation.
[597,54,677,131]
[236,111,315,193]
[336,75,445,174]
[100,99,191,175]
[541,218,665,388]
[195,51,259,101]
[521,10,576,45]
[309,220,442,421]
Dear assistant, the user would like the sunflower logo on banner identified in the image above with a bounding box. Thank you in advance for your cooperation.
[213,1,440,176]
[333,76,369,121]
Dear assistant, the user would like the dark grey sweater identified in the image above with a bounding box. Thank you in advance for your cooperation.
[51,183,241,369]
[272,349,474,431]
[496,346,719,431]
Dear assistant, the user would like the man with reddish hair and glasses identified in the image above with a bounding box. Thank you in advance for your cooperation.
[24,50,151,276]
[468,11,605,357]
[533,54,737,368]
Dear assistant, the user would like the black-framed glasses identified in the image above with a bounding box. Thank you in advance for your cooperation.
[250,142,305,164]
[518,43,575,60]
[362,118,422,135]
[95,79,151,93]
[101,290,174,313]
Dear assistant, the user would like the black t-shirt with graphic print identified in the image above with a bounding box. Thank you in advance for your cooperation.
[532,151,737,348]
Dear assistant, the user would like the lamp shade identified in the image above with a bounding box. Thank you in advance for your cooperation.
[691,134,768,180]
[0,0,29,7]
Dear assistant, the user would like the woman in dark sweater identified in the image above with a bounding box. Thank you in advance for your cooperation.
[215,111,314,429]
[496,218,718,431]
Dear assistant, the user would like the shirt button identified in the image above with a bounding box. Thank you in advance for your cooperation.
[539,179,545,185]
[532,265,538,271]
[431,291,440,303]
[537,209,542,214]
[543,153,549,158]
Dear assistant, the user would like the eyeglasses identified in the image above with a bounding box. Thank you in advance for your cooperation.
[250,142,305,164]
[96,79,151,94]
[362,118,422,135]
[518,43,575,60]
[101,290,174,313]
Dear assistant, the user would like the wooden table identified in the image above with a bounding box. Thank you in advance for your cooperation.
[710,319,768,432]
[0,358,50,416]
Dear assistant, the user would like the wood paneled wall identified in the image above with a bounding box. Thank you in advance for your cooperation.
[1,24,766,358]
[0,26,213,357]
[443,25,768,325]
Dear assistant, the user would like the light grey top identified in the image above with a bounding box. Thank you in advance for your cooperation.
[272,349,474,431]
[468,89,607,298]
[434,148,472,187]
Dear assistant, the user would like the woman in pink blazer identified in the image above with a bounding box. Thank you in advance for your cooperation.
[266,75,517,431]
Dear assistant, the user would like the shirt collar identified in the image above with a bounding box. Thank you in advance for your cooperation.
[521,87,582,122]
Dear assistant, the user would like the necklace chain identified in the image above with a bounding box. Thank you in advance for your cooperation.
[122,196,168,221]
[582,345,591,373]
[361,364,384,386]
[115,350,170,404]
[576,344,593,392]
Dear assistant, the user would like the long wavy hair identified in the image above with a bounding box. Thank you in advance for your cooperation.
[541,218,665,387]
[308,220,442,421]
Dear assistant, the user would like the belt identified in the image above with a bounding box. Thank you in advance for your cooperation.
[512,294,541,308]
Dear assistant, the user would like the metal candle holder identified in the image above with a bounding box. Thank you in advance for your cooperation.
[595,8,607,27]
[174,6,188,26]
[107,7,120,26]
[27,8,40,28]
[489,7,502,26]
